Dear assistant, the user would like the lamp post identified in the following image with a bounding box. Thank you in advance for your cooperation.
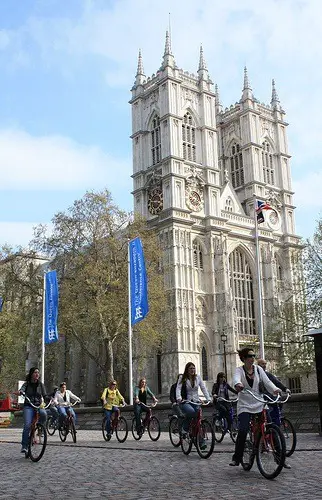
[221,332,228,379]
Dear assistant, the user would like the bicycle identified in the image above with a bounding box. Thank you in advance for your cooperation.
[58,400,79,444]
[102,404,128,443]
[212,397,238,443]
[241,389,286,480]
[273,394,297,457]
[180,400,215,459]
[168,405,184,448]
[131,402,161,441]
[46,407,60,436]
[20,393,51,462]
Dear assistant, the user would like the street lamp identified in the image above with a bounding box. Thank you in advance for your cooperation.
[221,332,228,379]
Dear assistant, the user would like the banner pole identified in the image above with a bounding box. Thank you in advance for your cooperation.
[128,241,133,405]
[254,196,265,359]
[41,272,46,384]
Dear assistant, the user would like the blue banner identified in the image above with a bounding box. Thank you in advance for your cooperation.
[44,270,59,344]
[0,296,3,312]
[129,237,149,326]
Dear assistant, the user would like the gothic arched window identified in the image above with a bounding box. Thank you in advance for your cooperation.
[151,116,161,165]
[230,143,244,188]
[201,345,208,380]
[262,141,274,185]
[225,197,233,212]
[229,248,255,336]
[182,112,196,162]
[193,240,203,270]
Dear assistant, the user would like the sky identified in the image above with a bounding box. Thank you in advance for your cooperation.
[0,0,321,248]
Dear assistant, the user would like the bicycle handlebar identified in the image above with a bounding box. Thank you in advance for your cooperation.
[242,388,280,404]
[20,392,51,410]
[216,396,238,404]
[137,401,157,408]
[180,400,211,406]
[59,399,81,407]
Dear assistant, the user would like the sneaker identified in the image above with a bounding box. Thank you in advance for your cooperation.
[181,430,188,438]
[215,419,221,426]
[229,460,239,466]
[21,447,27,454]
[283,462,292,469]
[199,442,207,450]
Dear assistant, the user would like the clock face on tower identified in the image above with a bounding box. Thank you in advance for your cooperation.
[147,187,163,215]
[185,188,203,212]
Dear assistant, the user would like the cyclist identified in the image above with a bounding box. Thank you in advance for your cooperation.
[19,367,48,454]
[176,362,211,444]
[134,378,158,436]
[55,382,81,426]
[229,347,280,467]
[101,380,126,438]
[212,372,237,429]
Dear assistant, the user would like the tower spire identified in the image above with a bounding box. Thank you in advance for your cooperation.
[135,49,145,86]
[198,44,209,84]
[161,30,175,69]
[241,66,254,101]
[215,84,223,113]
[271,79,280,109]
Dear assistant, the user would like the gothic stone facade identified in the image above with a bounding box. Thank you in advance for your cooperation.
[131,36,302,395]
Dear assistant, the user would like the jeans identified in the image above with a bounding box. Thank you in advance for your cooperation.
[21,406,47,449]
[232,412,253,463]
[134,403,149,430]
[104,407,119,434]
[267,405,281,426]
[58,406,76,424]
[179,402,199,432]
[49,406,59,421]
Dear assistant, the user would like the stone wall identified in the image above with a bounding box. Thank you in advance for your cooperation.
[11,393,321,433]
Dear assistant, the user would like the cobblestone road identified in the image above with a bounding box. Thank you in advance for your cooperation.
[1,429,321,499]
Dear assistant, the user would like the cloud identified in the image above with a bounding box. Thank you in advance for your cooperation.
[0,128,131,191]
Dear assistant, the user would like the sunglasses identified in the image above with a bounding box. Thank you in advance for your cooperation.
[246,354,256,358]
[111,383,117,386]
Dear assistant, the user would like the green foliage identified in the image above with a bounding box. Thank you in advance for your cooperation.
[31,189,169,386]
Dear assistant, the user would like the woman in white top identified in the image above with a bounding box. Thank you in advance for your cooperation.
[176,362,211,435]
[55,382,81,425]
[229,347,279,467]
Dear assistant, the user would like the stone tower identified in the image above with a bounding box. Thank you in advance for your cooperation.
[130,33,302,394]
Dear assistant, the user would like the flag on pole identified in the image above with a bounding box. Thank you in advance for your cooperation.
[44,270,59,344]
[256,199,272,224]
[0,296,3,312]
[129,237,149,326]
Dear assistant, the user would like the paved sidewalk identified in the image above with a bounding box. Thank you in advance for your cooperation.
[0,429,321,499]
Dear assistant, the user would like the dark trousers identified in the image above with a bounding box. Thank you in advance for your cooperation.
[232,412,254,463]
[215,401,231,428]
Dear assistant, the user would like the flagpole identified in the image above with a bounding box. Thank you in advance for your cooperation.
[128,241,133,405]
[41,272,46,384]
[254,196,265,359]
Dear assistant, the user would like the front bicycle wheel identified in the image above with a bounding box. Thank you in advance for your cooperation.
[29,423,47,462]
[148,416,161,441]
[59,423,67,442]
[196,419,215,459]
[181,431,193,455]
[241,434,255,471]
[169,416,181,448]
[281,417,297,457]
[256,424,286,480]
[70,419,77,443]
[46,416,56,436]
[212,416,225,443]
[116,416,128,443]
[131,417,142,441]
[230,414,238,443]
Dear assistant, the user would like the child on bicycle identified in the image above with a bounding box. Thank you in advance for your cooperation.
[101,380,126,438]
[55,382,81,426]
